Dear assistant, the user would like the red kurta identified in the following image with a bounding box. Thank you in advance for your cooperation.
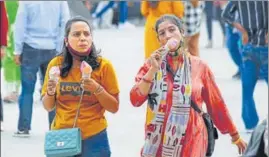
[130,55,237,157]
[0,1,8,46]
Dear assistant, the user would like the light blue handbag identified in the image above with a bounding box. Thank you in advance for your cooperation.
[44,91,85,157]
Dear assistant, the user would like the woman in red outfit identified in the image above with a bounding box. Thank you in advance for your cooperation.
[130,14,247,157]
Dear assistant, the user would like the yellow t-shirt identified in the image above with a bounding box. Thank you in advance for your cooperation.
[41,56,120,139]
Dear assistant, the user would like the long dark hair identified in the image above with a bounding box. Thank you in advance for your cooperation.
[59,16,101,78]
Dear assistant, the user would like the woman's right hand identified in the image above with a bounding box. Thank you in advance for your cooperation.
[149,49,163,72]
[47,79,57,96]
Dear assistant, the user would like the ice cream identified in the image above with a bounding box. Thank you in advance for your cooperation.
[161,38,179,56]
[49,66,60,82]
[49,66,60,93]
[80,61,92,79]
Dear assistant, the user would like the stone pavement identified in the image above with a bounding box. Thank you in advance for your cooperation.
[1,21,268,157]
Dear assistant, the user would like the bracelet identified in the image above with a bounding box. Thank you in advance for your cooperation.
[94,87,104,95]
[142,77,153,84]
[92,85,101,94]
[232,137,241,145]
[93,85,104,95]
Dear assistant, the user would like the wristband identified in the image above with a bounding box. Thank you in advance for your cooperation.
[232,137,241,145]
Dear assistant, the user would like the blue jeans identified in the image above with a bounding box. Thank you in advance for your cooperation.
[17,43,56,131]
[94,1,127,24]
[241,44,268,129]
[75,129,111,157]
[204,1,225,40]
[95,1,115,18]
[119,1,128,24]
[225,25,242,71]
[48,109,55,130]
[205,1,213,40]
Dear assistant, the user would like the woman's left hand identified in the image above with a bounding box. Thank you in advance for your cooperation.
[234,138,248,155]
[81,78,99,93]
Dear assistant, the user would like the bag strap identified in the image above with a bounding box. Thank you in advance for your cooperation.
[190,100,203,114]
[72,89,84,128]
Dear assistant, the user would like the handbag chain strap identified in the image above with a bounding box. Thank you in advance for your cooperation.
[72,89,85,128]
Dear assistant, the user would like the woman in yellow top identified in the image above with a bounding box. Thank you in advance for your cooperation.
[141,1,184,59]
[42,16,119,157]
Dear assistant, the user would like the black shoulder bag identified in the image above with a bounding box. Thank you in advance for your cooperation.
[191,100,219,157]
